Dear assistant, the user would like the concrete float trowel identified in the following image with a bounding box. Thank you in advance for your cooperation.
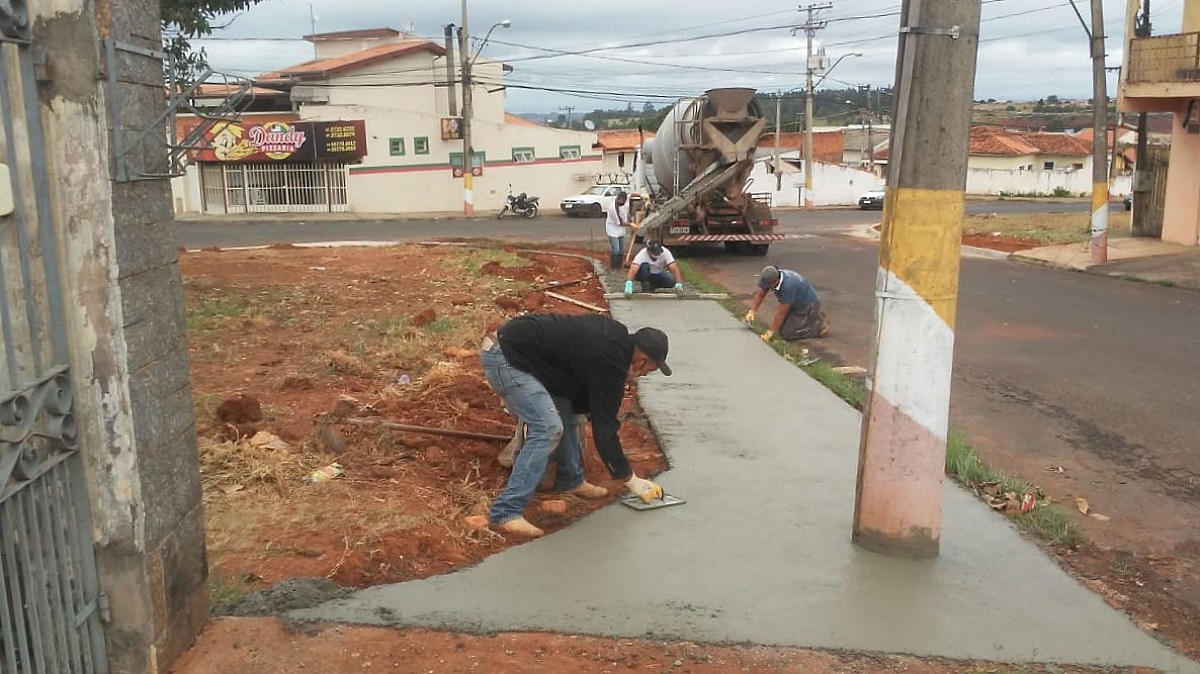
[498,417,684,511]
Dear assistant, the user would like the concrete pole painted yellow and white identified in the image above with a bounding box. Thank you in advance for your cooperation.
[853,0,981,559]
[1088,0,1109,263]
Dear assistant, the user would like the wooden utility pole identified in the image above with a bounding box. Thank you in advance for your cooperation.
[1132,0,1152,236]
[853,0,981,558]
[1088,0,1110,263]
[801,3,831,211]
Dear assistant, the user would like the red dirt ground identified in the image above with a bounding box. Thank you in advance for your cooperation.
[183,244,665,592]
[961,232,1045,252]
[171,618,1137,674]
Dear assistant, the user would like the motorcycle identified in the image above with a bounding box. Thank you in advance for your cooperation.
[497,187,539,219]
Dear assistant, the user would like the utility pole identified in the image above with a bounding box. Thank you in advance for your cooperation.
[775,93,783,190]
[853,0,982,558]
[459,0,475,216]
[443,24,458,116]
[1132,0,1152,237]
[1088,0,1109,262]
[800,3,831,211]
[559,105,575,129]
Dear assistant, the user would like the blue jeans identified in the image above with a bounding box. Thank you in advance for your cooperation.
[480,344,585,524]
[607,235,624,257]
[634,263,675,289]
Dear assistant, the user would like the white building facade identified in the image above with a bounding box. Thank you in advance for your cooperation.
[172,28,603,215]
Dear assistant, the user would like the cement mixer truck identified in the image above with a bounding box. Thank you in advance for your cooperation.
[634,87,782,255]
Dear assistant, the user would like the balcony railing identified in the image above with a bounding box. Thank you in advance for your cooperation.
[1127,32,1200,84]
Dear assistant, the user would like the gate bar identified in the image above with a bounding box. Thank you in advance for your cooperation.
[15,491,51,674]
[0,539,20,673]
[0,45,46,374]
[19,47,69,363]
[28,481,74,673]
[1,503,34,672]
[44,464,85,672]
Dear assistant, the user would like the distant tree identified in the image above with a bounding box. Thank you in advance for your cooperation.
[161,0,266,83]
[1005,104,1016,112]
[1046,94,1061,105]
[1033,98,1046,112]
[986,98,996,104]
[642,101,655,114]
[626,102,634,113]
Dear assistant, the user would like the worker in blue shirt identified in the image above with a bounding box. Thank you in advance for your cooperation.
[744,265,830,342]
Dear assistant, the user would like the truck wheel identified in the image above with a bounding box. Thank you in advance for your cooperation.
[724,241,748,255]
[590,203,604,218]
[749,244,770,256]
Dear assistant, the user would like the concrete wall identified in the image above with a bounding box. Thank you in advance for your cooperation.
[34,0,207,671]
[747,154,882,207]
[1162,100,1200,245]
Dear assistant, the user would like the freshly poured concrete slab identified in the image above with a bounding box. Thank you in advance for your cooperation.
[292,300,1198,672]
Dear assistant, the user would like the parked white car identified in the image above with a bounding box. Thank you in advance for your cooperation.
[560,184,643,218]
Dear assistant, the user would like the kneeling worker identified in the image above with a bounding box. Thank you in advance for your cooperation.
[479,313,670,537]
[623,240,684,297]
[744,265,830,342]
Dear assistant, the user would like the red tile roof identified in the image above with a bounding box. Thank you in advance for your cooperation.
[758,130,844,163]
[259,40,445,80]
[968,127,1091,157]
[302,28,400,42]
[505,113,544,128]
[592,129,655,151]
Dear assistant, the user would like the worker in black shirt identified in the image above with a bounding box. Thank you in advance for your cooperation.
[479,313,671,537]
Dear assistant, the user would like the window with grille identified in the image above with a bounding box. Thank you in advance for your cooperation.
[389,138,405,156]
[512,147,536,163]
[414,136,430,154]
[559,145,581,160]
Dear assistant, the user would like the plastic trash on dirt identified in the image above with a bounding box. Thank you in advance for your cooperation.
[305,462,344,484]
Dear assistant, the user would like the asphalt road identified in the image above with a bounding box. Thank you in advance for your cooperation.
[174,198,1115,250]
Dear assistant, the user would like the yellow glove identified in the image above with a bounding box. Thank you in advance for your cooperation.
[625,473,663,503]
[744,309,756,324]
[761,330,775,343]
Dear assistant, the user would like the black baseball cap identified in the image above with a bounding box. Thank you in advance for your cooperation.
[647,240,664,256]
[633,327,672,376]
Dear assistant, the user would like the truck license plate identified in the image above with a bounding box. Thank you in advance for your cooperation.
[669,226,689,234]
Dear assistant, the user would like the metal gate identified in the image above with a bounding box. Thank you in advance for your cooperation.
[0,32,109,674]
[199,161,348,214]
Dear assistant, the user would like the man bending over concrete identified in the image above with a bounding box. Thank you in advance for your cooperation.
[744,265,830,342]
[479,313,670,537]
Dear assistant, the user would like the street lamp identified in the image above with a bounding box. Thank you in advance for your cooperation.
[459,5,512,216]
[803,50,862,210]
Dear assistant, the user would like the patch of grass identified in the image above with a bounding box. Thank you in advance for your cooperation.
[963,211,1131,245]
[187,296,248,332]
[947,434,1080,546]
[797,360,865,410]
[453,249,531,278]
[208,570,255,610]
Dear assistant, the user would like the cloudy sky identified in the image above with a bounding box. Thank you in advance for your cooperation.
[196,0,1185,113]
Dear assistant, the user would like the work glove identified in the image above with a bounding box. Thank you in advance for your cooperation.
[744,309,756,324]
[625,473,664,503]
[761,330,775,343]
[674,282,684,296]
[623,280,634,298]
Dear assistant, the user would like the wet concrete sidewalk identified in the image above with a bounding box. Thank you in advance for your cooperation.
[291,299,1198,672]
[1013,238,1200,290]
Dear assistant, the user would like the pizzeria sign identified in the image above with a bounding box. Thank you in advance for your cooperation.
[194,119,368,163]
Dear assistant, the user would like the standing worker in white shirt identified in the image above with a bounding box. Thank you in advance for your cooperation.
[604,191,631,270]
